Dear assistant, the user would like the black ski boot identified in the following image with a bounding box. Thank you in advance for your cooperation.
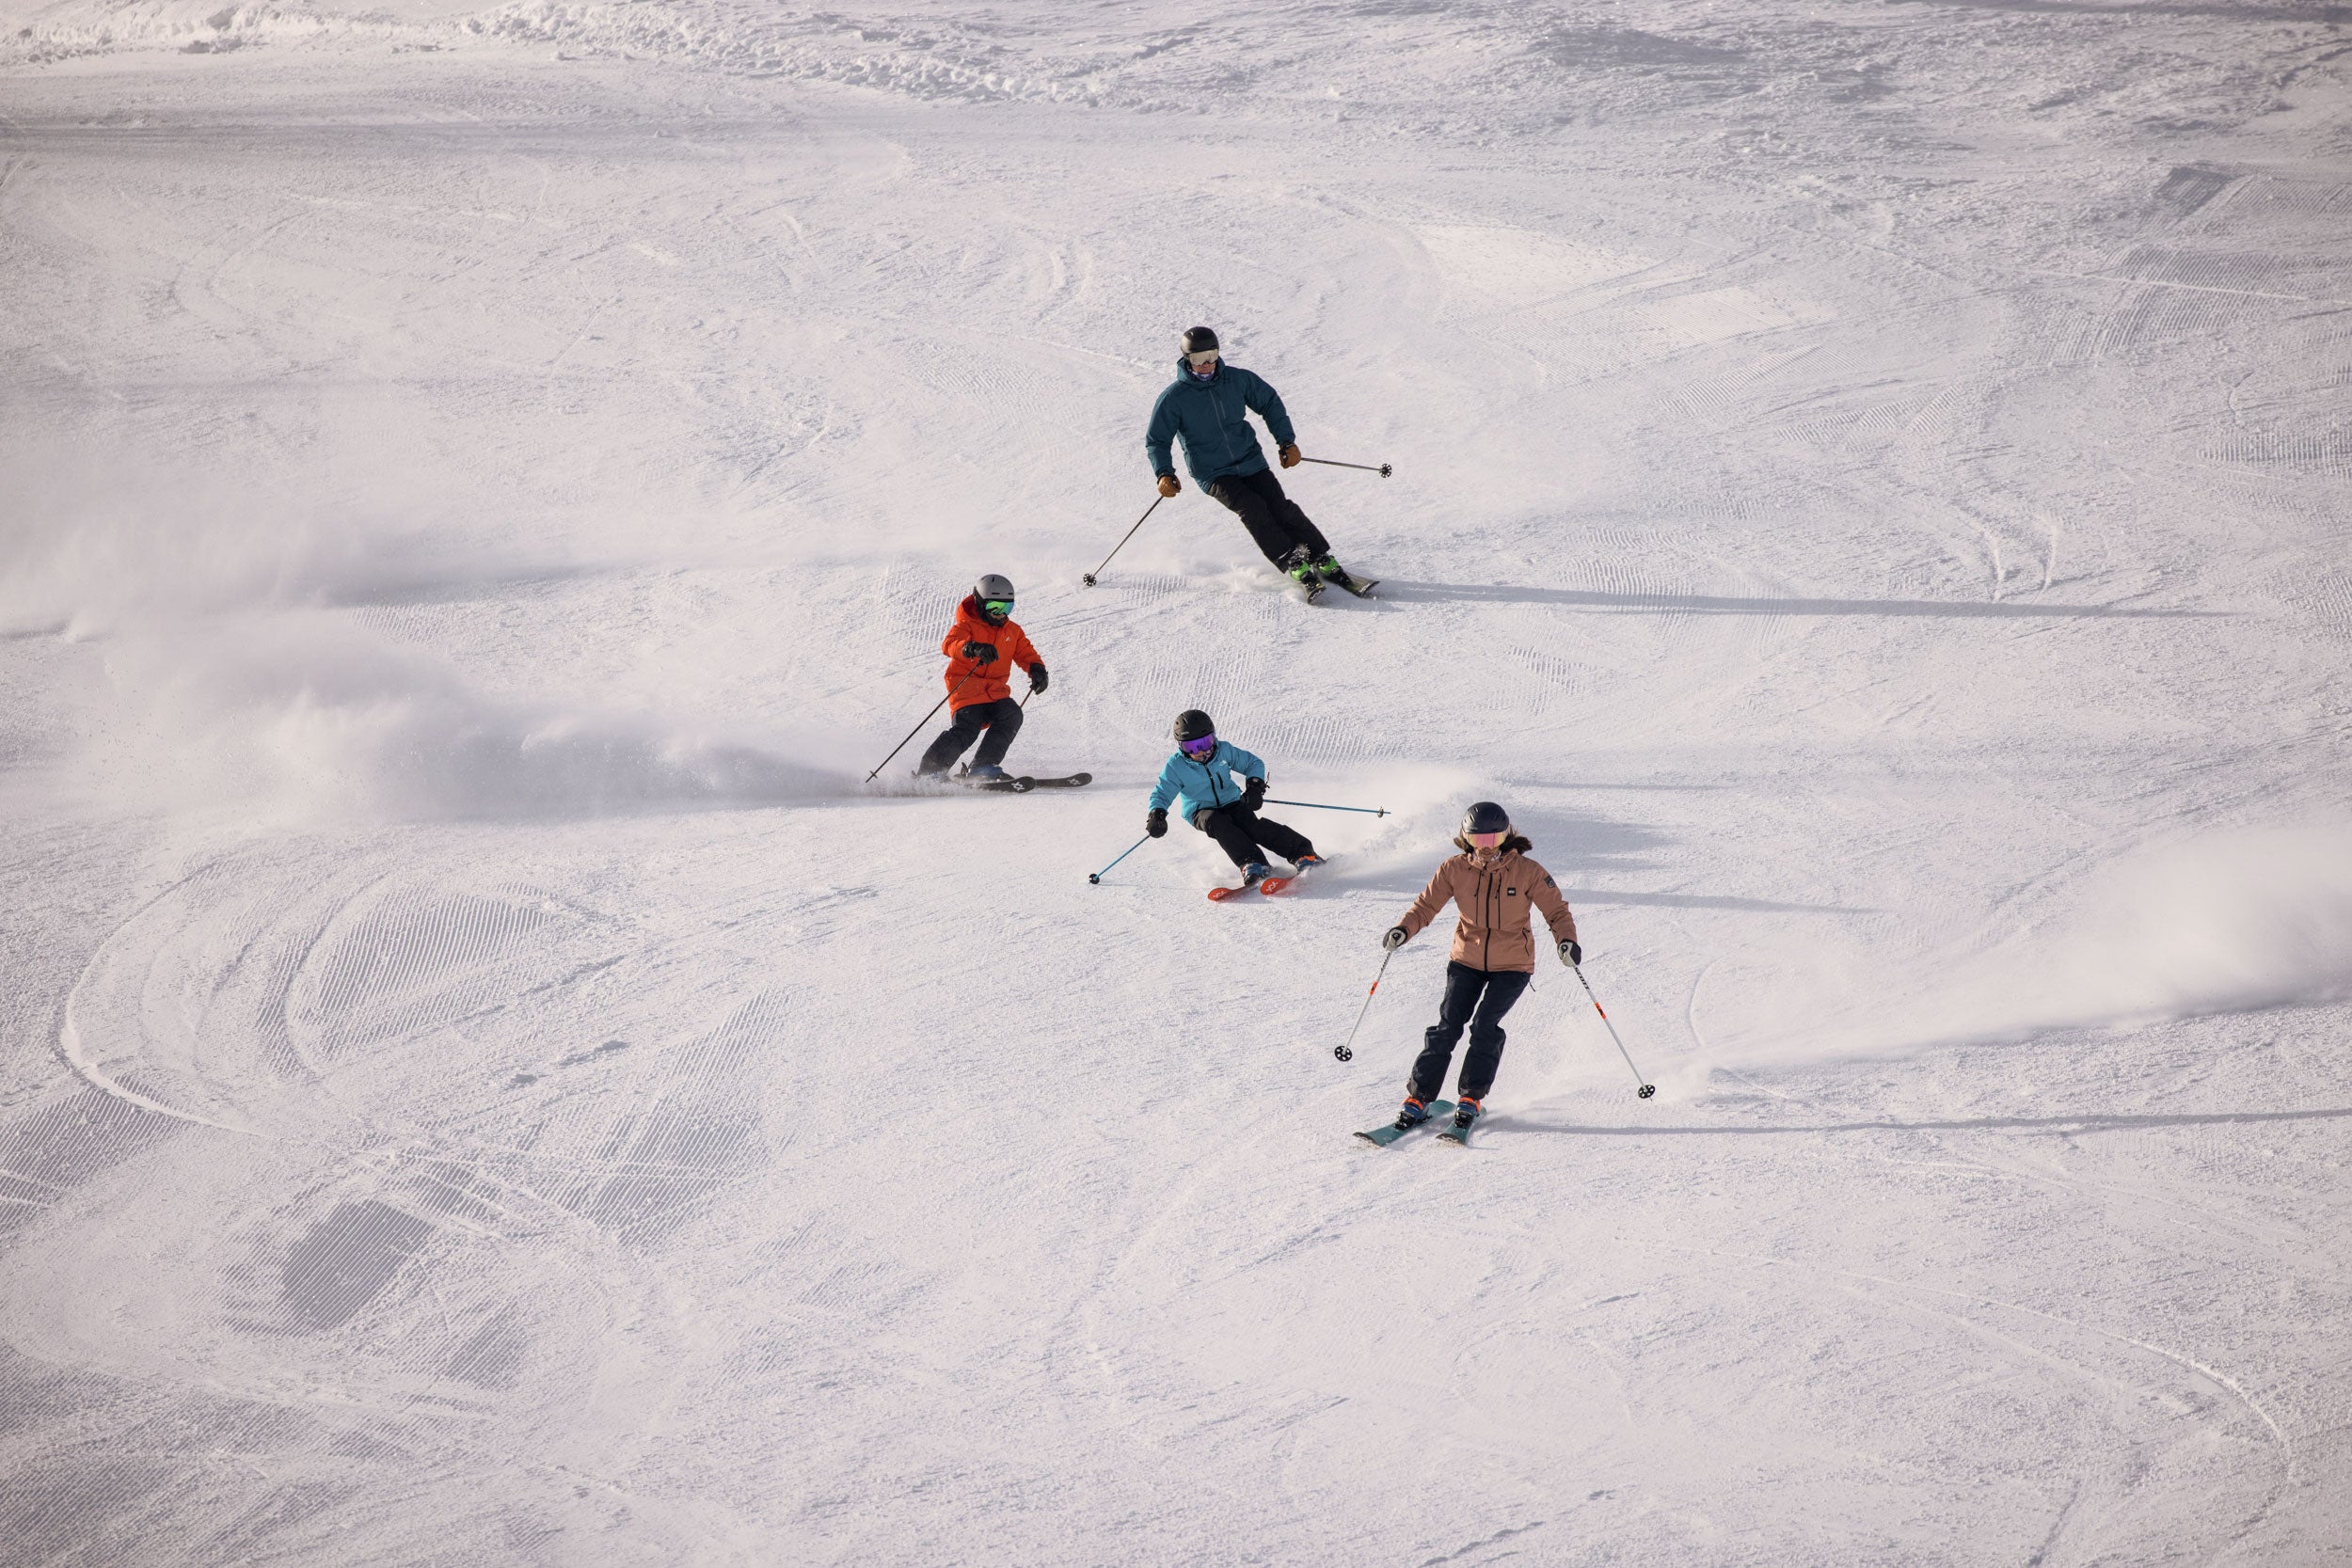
[1453,1097,1482,1131]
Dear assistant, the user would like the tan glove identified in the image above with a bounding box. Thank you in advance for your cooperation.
[1156,473,1181,498]
[1279,443,1301,468]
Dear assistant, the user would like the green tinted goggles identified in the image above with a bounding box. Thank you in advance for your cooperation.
[982,599,1014,616]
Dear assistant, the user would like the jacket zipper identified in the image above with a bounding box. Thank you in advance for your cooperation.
[1192,744,1230,818]
[1483,863,1495,969]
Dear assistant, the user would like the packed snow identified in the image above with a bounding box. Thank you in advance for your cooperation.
[3,1,2349,1562]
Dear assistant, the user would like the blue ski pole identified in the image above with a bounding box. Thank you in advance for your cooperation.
[1088,834,1151,885]
[1264,799,1388,816]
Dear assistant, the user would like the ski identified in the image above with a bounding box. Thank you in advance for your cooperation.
[1328,573,1378,598]
[1294,575,1326,605]
[948,770,1090,794]
[1258,858,1325,896]
[1355,1101,1455,1148]
[1436,1114,1478,1146]
[1208,856,1317,899]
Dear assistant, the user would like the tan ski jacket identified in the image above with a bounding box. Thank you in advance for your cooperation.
[1397,846,1578,974]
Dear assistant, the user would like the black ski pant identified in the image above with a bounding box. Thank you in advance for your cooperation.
[1190,802,1314,872]
[1408,961,1533,1105]
[1208,467,1330,571]
[917,696,1022,774]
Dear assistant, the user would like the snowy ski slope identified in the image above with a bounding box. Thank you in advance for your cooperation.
[4,2,2350,1563]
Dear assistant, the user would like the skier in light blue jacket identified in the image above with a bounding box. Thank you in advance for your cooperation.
[1145,708,1322,887]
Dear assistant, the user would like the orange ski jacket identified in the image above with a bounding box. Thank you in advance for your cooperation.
[1397,846,1578,974]
[940,595,1042,708]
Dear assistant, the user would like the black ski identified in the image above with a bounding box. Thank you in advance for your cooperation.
[955,775,1035,793]
[949,771,1093,794]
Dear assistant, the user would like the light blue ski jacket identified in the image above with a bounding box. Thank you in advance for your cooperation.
[1144,361,1296,489]
[1147,739,1267,822]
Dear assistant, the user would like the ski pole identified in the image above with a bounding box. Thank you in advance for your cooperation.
[1081,495,1165,587]
[865,672,974,783]
[1087,834,1151,886]
[1572,964,1656,1098]
[1298,456,1392,479]
[1264,798,1388,816]
[1333,948,1395,1062]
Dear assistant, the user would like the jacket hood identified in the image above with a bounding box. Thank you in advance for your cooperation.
[1452,833,1534,855]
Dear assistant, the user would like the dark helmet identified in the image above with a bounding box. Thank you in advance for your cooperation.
[1181,325,1219,356]
[1461,800,1512,838]
[1173,708,1216,743]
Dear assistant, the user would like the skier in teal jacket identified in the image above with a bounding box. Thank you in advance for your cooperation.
[1145,708,1322,886]
[1143,326,1365,593]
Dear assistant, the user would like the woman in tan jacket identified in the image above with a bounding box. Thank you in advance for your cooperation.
[1383,801,1581,1133]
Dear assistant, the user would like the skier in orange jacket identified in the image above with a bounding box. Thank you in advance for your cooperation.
[915,574,1047,782]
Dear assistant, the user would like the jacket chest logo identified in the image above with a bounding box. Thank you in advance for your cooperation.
[1505,888,1518,897]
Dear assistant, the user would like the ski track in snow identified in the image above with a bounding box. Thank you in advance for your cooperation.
[3,0,2351,1562]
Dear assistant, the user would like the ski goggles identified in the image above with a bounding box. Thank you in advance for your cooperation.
[1179,734,1216,757]
[1185,349,1219,368]
[981,598,1014,616]
[1467,830,1507,848]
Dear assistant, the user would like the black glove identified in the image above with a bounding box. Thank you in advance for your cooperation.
[960,641,997,664]
[1027,662,1048,694]
[1241,775,1266,810]
[1560,939,1581,967]
[1383,926,1409,951]
[1146,809,1168,839]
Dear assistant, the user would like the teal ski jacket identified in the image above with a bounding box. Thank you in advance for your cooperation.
[1144,360,1295,489]
[1147,739,1267,822]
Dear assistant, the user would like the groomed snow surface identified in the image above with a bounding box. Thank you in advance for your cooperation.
[5,2,2351,1563]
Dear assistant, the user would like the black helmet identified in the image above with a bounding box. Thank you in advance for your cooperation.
[1461,800,1512,838]
[1173,708,1216,743]
[1181,325,1219,356]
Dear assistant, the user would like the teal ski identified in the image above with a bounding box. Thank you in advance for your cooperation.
[1436,1110,1479,1146]
[1354,1101,1454,1148]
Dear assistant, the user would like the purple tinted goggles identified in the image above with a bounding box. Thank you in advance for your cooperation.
[1179,734,1216,757]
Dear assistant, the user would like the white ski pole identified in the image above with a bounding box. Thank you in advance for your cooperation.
[1572,964,1656,1098]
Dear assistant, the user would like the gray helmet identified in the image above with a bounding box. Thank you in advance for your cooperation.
[974,573,1015,603]
[1461,800,1511,837]
[1173,708,1216,743]
[1181,325,1219,356]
